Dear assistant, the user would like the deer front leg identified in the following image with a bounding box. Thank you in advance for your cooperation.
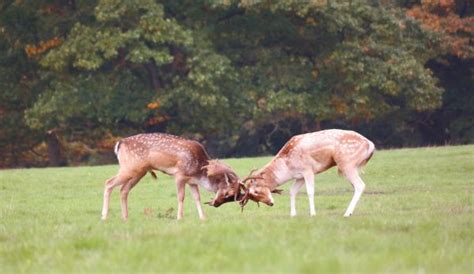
[290,179,305,217]
[176,178,186,220]
[189,184,206,220]
[303,172,316,216]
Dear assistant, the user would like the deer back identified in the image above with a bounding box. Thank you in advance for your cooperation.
[277,129,374,173]
[116,133,210,176]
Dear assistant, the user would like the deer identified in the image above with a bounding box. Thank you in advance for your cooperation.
[101,133,242,221]
[239,129,375,217]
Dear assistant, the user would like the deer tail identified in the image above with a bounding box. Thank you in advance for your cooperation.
[114,141,121,156]
[360,140,375,168]
[149,171,157,180]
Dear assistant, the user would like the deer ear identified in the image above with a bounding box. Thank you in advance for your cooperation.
[271,189,283,195]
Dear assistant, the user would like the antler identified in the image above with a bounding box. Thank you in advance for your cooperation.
[241,176,264,185]
[239,187,251,212]
[238,180,255,212]
[238,169,265,212]
[202,160,236,177]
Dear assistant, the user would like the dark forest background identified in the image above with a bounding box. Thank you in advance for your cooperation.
[0,0,472,167]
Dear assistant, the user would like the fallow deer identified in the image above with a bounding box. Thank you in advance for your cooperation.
[101,133,241,221]
[239,129,375,217]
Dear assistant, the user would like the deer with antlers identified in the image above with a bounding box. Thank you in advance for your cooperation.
[101,133,242,221]
[239,129,375,217]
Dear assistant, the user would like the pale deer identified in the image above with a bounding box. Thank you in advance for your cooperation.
[239,129,375,217]
[101,133,242,221]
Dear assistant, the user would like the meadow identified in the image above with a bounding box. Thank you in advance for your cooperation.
[1,145,473,273]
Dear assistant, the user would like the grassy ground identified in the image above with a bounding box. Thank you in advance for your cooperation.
[1,145,473,273]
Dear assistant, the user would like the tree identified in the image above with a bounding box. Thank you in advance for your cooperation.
[405,0,474,144]
[25,0,246,158]
[0,1,67,167]
[407,0,473,59]
[1,0,466,166]
[204,0,444,151]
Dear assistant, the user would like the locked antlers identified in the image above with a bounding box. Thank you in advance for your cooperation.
[238,170,283,211]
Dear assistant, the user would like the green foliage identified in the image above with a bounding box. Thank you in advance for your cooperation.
[34,0,243,141]
[427,57,474,145]
[159,34,244,134]
[25,71,150,133]
[213,2,443,122]
[0,146,473,272]
[41,0,192,71]
[0,3,48,167]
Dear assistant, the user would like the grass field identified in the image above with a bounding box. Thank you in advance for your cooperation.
[1,145,473,273]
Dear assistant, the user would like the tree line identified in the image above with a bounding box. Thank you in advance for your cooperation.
[0,0,472,167]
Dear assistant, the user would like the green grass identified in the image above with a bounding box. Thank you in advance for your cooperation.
[1,145,473,273]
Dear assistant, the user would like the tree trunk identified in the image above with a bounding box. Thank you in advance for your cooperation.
[145,62,163,91]
[46,130,66,167]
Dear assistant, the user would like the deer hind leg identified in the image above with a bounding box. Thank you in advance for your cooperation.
[303,172,316,216]
[189,184,206,220]
[290,179,305,217]
[102,175,127,220]
[120,173,145,221]
[342,168,366,217]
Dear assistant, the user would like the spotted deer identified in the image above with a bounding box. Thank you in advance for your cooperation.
[240,129,375,217]
[101,133,241,221]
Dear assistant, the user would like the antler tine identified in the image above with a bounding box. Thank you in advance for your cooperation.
[240,168,263,184]
[248,168,258,176]
[239,194,250,212]
[241,176,263,184]
[238,182,251,212]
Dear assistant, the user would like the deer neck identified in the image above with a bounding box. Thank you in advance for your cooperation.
[196,176,218,193]
[260,157,292,190]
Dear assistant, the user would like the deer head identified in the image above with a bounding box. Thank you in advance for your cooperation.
[202,160,244,207]
[239,170,283,210]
